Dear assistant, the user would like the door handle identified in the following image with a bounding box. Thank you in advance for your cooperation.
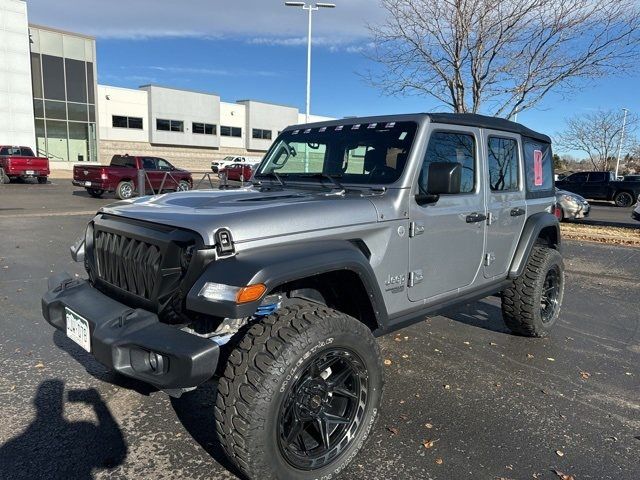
[465,212,487,223]
[510,207,526,217]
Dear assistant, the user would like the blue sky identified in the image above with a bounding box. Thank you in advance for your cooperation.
[27,0,640,155]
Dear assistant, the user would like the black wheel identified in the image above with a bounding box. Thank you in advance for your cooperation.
[614,191,634,208]
[501,246,565,337]
[115,181,134,200]
[215,300,383,480]
[37,176,48,184]
[86,188,104,198]
[177,180,190,192]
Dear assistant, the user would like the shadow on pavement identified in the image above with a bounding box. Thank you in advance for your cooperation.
[572,218,638,229]
[170,381,243,478]
[0,379,127,480]
[440,299,512,334]
[53,330,157,396]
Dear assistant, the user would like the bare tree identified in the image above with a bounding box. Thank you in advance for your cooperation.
[555,109,638,171]
[366,0,640,118]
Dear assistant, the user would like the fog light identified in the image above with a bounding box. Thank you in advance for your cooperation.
[148,352,165,373]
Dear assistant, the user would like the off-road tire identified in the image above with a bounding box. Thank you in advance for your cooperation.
[37,176,48,184]
[614,191,634,208]
[115,181,134,200]
[501,246,564,337]
[215,300,383,480]
[86,188,104,198]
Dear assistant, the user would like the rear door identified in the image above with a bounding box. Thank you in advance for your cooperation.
[562,172,588,196]
[408,127,486,302]
[483,132,526,279]
[582,172,608,199]
[140,157,160,190]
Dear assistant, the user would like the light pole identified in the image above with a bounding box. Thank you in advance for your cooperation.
[615,108,629,179]
[284,2,336,123]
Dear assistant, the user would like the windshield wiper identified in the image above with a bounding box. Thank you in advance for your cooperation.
[299,173,345,192]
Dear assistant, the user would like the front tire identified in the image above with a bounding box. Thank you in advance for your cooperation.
[177,180,190,192]
[501,246,565,337]
[215,300,383,480]
[115,181,134,200]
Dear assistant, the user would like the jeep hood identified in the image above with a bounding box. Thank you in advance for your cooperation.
[99,188,380,245]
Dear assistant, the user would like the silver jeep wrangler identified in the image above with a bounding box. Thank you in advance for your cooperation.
[43,113,564,479]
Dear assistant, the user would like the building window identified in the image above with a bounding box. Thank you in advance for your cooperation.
[156,118,183,132]
[193,122,217,135]
[113,115,143,129]
[221,126,242,138]
[252,128,272,140]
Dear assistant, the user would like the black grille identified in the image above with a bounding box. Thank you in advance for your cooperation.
[94,230,162,299]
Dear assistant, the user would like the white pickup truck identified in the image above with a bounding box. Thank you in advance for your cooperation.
[211,155,262,173]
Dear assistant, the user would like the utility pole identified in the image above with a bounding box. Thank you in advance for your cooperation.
[615,108,629,178]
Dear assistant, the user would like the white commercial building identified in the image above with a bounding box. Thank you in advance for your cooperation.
[1,0,335,171]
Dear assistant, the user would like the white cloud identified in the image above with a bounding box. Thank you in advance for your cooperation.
[27,0,384,45]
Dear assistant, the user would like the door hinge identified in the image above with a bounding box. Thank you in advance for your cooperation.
[409,222,425,238]
[487,212,495,225]
[484,252,496,266]
[408,269,424,287]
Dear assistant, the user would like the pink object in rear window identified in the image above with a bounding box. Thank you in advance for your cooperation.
[533,150,543,186]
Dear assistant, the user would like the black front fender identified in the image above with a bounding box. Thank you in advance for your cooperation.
[186,240,386,324]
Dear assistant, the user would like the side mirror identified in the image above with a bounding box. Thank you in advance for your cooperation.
[415,162,462,205]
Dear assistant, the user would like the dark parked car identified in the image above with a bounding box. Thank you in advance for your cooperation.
[73,155,192,199]
[0,146,49,184]
[556,171,640,207]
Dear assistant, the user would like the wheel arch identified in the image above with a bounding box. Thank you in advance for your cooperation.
[186,240,387,329]
[508,212,560,279]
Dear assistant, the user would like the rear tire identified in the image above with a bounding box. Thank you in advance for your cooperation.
[37,176,48,184]
[115,181,134,200]
[614,191,634,208]
[501,246,564,337]
[215,300,383,480]
[177,180,190,192]
[86,188,104,198]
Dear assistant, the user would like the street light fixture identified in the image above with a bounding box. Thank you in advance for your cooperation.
[285,2,336,123]
[615,108,629,179]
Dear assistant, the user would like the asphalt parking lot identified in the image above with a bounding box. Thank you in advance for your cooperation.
[0,180,638,480]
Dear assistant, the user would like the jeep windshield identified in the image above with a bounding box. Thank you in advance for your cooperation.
[255,121,418,185]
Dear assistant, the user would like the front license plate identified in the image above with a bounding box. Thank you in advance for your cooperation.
[25,170,34,175]
[84,181,92,187]
[65,308,91,352]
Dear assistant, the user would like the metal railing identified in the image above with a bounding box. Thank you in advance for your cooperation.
[134,169,248,196]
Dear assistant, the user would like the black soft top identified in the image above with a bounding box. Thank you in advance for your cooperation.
[285,112,551,144]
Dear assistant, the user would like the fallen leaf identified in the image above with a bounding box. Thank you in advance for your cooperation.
[387,426,399,435]
[579,371,590,380]
[556,450,564,457]
[527,353,534,359]
[547,357,556,362]
[490,342,498,346]
[435,458,443,465]
[625,372,632,376]
[34,362,45,369]
[401,354,409,359]
[425,423,433,429]
[552,469,575,480]
[443,384,451,390]
[384,359,392,366]
[394,337,402,342]
[403,336,409,340]
[463,341,470,345]
[10,385,15,391]
[423,438,439,449]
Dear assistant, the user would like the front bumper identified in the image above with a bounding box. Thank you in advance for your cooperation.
[42,272,219,389]
[73,180,108,189]
[632,209,640,222]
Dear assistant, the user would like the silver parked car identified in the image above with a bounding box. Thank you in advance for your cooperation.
[632,196,640,222]
[556,188,590,221]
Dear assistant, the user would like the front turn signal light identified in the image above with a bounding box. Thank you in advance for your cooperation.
[236,284,267,304]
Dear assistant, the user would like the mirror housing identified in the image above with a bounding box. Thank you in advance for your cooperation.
[415,162,462,205]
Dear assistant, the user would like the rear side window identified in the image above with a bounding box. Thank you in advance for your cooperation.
[111,155,137,168]
[523,138,554,197]
[588,172,607,182]
[422,131,476,193]
[488,137,519,191]
[568,172,588,183]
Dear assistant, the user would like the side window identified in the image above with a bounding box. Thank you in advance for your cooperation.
[142,157,157,170]
[157,159,172,171]
[421,131,476,194]
[568,172,588,183]
[587,172,606,182]
[523,138,554,195]
[488,137,519,191]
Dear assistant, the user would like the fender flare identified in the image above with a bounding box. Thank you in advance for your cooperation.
[508,212,560,279]
[186,240,386,325]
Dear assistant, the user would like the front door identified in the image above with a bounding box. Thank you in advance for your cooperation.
[483,132,527,278]
[408,127,486,302]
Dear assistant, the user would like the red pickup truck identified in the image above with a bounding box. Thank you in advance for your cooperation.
[73,155,193,199]
[0,146,50,184]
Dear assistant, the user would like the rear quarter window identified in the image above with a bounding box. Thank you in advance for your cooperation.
[523,138,554,198]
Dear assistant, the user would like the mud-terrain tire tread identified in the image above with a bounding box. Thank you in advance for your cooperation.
[215,300,382,480]
[501,246,564,337]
